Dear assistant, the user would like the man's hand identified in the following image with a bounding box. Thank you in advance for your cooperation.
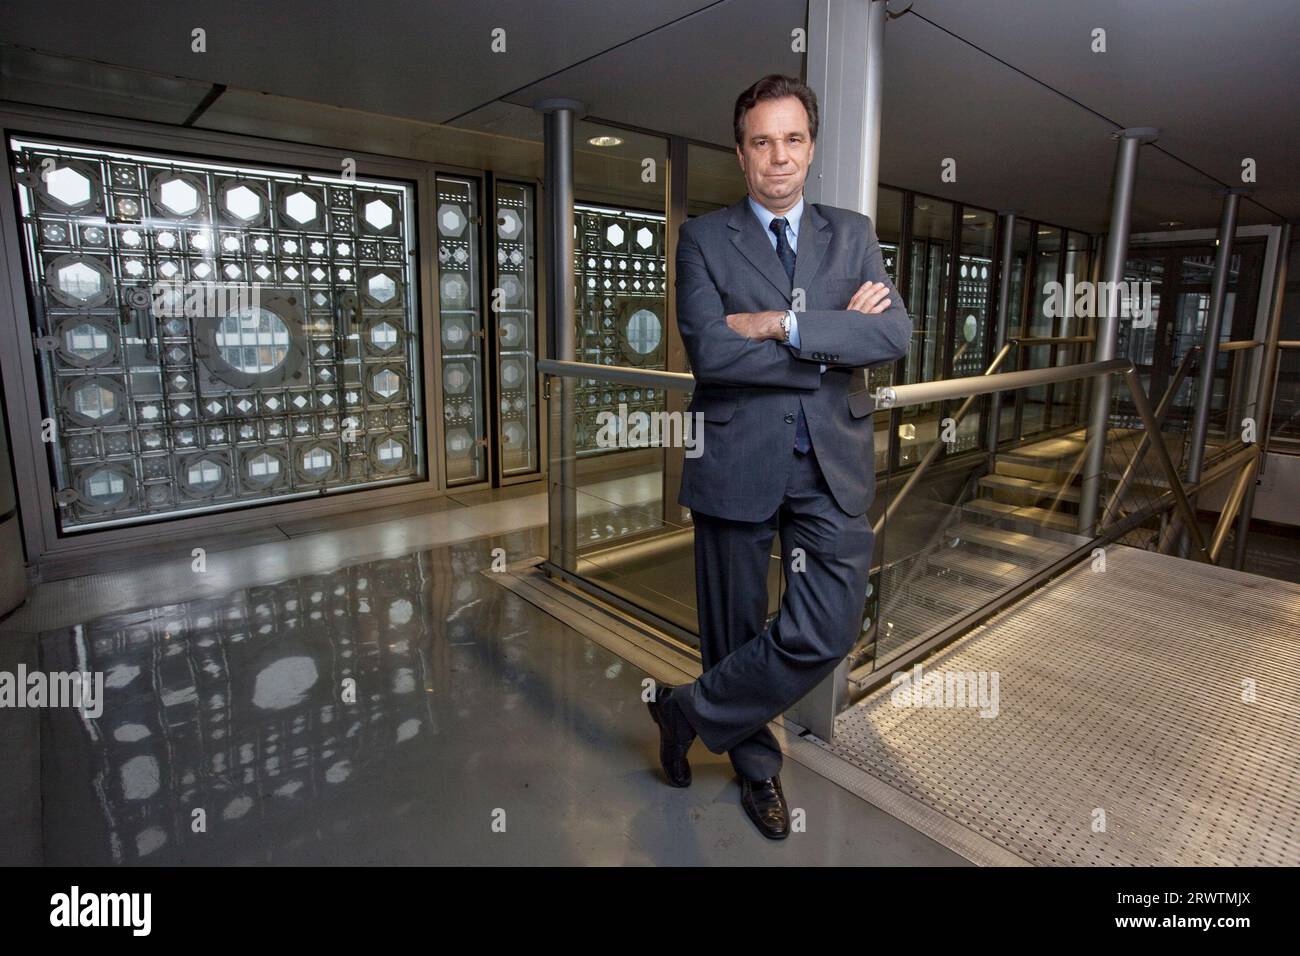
[848,281,892,314]
[725,309,785,340]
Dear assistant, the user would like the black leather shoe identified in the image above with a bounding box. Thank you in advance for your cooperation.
[740,774,790,839]
[647,684,696,787]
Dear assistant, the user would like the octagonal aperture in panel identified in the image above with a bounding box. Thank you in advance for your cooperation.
[437,203,468,238]
[65,375,125,426]
[57,318,118,367]
[443,363,472,395]
[372,434,408,470]
[360,193,400,235]
[35,159,101,214]
[362,268,401,308]
[150,171,208,221]
[218,179,269,226]
[45,254,114,308]
[278,185,325,230]
[440,272,470,307]
[79,464,133,510]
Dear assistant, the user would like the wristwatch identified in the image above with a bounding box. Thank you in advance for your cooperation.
[779,311,792,343]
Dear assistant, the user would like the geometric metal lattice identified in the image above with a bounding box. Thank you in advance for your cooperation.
[493,181,538,478]
[949,253,994,452]
[10,137,423,531]
[573,203,667,455]
[436,175,485,485]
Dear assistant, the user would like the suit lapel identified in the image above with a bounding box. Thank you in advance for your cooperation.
[792,201,831,297]
[726,196,832,304]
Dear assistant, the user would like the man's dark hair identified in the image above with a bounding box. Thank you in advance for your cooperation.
[733,74,819,146]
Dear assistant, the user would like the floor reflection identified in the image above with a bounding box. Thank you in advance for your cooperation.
[40,533,542,865]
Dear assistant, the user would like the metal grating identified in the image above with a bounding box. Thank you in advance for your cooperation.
[825,544,1300,866]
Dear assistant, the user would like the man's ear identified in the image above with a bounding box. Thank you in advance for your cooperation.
[735,144,745,171]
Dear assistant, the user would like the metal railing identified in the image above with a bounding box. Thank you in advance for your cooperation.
[540,351,1234,565]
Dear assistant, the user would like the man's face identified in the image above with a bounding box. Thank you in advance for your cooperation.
[735,95,815,212]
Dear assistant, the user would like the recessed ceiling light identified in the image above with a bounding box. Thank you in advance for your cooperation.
[588,135,623,147]
[1160,220,1183,227]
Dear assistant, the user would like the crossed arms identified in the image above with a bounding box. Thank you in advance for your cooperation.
[675,217,912,388]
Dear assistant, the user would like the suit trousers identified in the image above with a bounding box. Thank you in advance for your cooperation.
[677,445,875,780]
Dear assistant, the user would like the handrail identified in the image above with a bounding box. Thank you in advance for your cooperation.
[540,357,1133,407]
[1010,334,1095,346]
[540,355,1210,560]
[539,358,695,390]
[874,358,1131,410]
[1218,339,1262,352]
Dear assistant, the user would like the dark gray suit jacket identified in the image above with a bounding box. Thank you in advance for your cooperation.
[676,195,912,522]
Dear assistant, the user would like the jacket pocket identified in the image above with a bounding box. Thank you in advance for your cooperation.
[689,395,738,422]
[847,389,875,418]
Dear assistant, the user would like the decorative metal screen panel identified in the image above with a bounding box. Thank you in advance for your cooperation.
[10,137,423,533]
[493,181,538,477]
[435,175,486,484]
[949,253,994,453]
[573,203,667,455]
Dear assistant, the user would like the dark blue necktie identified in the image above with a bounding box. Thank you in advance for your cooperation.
[770,217,811,454]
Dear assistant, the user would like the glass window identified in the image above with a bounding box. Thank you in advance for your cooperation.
[950,206,997,452]
[899,195,953,466]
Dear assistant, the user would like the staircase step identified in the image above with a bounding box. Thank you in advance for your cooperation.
[962,497,1079,532]
[926,549,1033,587]
[946,521,1074,560]
[1001,435,1086,463]
[994,459,1076,483]
[921,572,1004,612]
[979,473,1081,504]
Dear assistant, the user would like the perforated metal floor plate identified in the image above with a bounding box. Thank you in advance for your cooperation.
[825,545,1300,866]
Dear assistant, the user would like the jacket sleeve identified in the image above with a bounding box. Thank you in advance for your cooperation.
[789,215,912,368]
[675,224,823,390]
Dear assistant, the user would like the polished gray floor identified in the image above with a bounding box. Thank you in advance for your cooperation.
[2,494,964,866]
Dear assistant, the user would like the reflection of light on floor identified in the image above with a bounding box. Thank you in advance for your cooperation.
[252,656,319,711]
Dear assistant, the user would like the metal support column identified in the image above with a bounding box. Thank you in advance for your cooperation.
[1180,188,1243,556]
[796,0,888,742]
[806,0,887,220]
[985,210,1016,454]
[1233,222,1292,568]
[1078,127,1159,533]
[535,97,584,571]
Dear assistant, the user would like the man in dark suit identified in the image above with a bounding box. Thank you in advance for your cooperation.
[646,74,912,839]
